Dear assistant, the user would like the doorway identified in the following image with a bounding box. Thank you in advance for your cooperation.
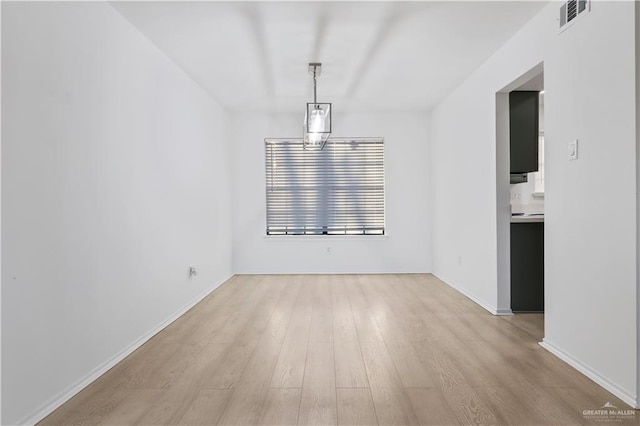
[495,63,545,317]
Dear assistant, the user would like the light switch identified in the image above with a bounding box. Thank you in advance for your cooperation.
[568,139,578,161]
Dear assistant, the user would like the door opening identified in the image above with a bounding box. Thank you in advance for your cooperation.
[495,63,545,327]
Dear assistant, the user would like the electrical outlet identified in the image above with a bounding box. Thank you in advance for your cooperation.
[326,247,332,255]
[189,266,198,278]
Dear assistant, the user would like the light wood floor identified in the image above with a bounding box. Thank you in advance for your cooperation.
[40,274,636,425]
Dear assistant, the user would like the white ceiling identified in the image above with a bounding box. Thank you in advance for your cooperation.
[112,1,548,113]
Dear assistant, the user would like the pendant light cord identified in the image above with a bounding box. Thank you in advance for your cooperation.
[313,67,318,105]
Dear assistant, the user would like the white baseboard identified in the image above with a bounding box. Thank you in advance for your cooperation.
[433,273,512,316]
[17,274,233,426]
[540,339,638,409]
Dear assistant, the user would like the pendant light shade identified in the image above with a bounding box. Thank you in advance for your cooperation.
[303,63,331,150]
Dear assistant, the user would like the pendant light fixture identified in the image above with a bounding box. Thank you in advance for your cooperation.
[303,63,331,150]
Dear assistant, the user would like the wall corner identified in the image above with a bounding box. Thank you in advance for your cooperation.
[635,0,640,410]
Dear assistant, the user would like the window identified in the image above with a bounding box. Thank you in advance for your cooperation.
[265,138,385,235]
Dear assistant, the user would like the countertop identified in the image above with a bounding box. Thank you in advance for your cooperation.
[511,214,544,223]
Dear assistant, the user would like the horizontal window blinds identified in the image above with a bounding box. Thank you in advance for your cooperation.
[265,138,385,235]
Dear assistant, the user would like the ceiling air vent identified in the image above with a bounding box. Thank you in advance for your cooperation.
[559,0,590,32]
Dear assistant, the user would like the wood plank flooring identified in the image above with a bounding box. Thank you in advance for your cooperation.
[39,274,636,425]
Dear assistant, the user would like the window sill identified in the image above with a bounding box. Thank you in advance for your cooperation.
[264,235,389,242]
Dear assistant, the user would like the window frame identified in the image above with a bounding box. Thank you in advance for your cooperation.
[264,138,386,237]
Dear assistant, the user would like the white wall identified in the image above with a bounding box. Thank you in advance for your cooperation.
[543,1,636,406]
[232,112,431,274]
[430,1,637,406]
[1,3,233,424]
[0,2,3,422]
[636,1,640,409]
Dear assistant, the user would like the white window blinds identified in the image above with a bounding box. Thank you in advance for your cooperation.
[265,138,385,236]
